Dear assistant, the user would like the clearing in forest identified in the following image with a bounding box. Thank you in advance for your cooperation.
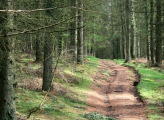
[86,59,147,120]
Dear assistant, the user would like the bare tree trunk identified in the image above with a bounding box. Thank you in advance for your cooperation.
[69,0,76,61]
[42,0,54,91]
[35,0,43,62]
[144,0,151,63]
[42,33,53,91]
[35,34,42,62]
[0,0,16,119]
[84,28,87,58]
[132,0,137,59]
[138,25,141,58]
[119,1,125,59]
[58,33,62,56]
[77,1,84,64]
[119,27,124,59]
[125,0,131,62]
[74,0,78,62]
[150,0,154,64]
[155,0,162,66]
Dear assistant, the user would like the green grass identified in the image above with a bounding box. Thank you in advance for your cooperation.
[16,55,100,120]
[16,89,44,114]
[16,56,164,119]
[114,59,164,120]
[16,89,86,120]
[87,56,100,62]
[16,84,87,120]
[114,59,124,65]
[137,68,164,120]
[66,56,100,92]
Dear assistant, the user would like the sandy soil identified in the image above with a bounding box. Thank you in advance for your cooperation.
[86,60,147,120]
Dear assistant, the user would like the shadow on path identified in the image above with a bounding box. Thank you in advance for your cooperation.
[86,60,147,120]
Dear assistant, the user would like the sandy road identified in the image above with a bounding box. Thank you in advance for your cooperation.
[86,60,147,120]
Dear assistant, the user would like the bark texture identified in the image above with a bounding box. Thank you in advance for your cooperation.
[0,0,16,119]
[42,33,53,91]
[77,1,84,64]
[155,0,162,66]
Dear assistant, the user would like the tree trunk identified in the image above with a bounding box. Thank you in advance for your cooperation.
[132,0,137,59]
[119,1,125,59]
[138,25,141,58]
[119,28,124,59]
[155,0,162,66]
[144,0,151,62]
[150,0,154,64]
[125,0,131,62]
[70,0,76,61]
[58,33,62,56]
[0,0,16,119]
[35,34,42,62]
[77,1,84,64]
[74,0,78,62]
[35,0,43,62]
[42,33,53,91]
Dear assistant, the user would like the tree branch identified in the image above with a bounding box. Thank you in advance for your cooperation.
[0,6,107,15]
[0,14,80,37]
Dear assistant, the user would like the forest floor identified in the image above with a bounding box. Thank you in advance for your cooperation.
[86,59,147,120]
[16,55,164,120]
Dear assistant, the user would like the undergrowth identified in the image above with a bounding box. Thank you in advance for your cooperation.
[84,112,116,120]
[114,59,164,120]
[15,54,100,120]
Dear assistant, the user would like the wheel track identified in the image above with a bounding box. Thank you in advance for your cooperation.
[86,59,147,120]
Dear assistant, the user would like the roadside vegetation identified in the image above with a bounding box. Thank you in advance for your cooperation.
[15,56,164,119]
[114,59,164,120]
[15,55,100,120]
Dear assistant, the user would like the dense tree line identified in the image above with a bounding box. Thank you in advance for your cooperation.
[104,0,164,67]
[0,0,110,119]
[0,0,163,119]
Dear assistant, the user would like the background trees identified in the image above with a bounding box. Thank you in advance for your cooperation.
[104,0,164,66]
[0,0,164,119]
[0,1,111,118]
[1,0,163,65]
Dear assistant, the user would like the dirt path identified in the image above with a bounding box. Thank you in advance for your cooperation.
[86,60,147,120]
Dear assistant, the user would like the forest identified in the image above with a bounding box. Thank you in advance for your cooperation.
[0,0,164,120]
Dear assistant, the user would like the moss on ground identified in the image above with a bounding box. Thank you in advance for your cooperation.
[16,55,100,120]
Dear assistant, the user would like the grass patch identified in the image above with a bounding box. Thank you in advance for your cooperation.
[16,89,44,114]
[16,88,86,120]
[114,59,124,65]
[114,59,164,119]
[85,56,99,73]
[66,56,100,93]
[16,55,100,120]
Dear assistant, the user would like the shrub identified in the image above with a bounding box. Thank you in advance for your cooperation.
[84,112,116,120]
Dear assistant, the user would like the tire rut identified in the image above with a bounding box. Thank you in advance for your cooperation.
[86,60,147,120]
